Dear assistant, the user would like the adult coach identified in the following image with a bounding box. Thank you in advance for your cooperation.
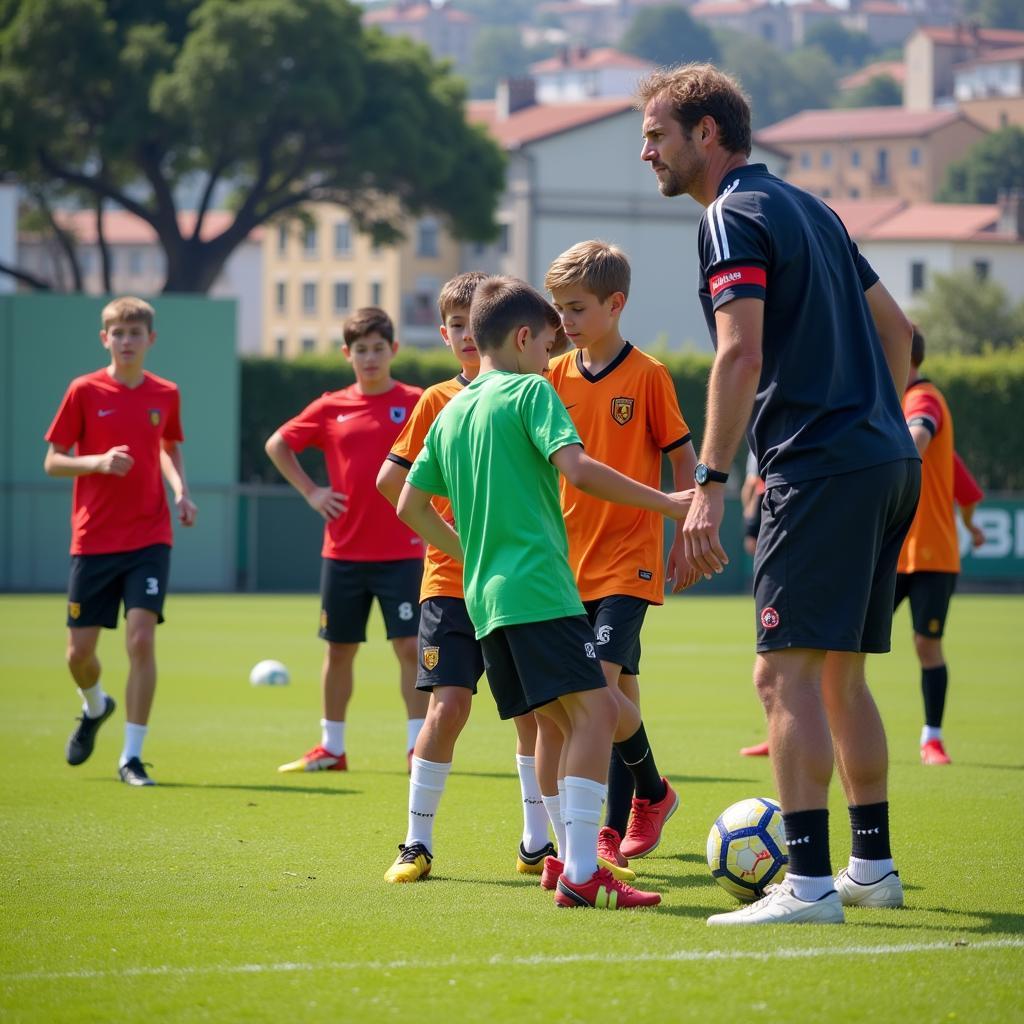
[638,64,921,925]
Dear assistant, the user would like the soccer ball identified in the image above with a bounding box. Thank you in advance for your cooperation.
[706,796,788,902]
[249,659,290,687]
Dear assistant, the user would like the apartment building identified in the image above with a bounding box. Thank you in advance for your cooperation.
[529,47,654,102]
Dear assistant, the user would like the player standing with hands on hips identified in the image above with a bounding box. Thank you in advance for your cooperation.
[638,64,920,924]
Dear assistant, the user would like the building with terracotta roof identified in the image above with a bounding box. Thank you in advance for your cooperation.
[17,209,264,352]
[843,2,920,49]
[756,105,987,201]
[839,59,906,96]
[828,193,1024,308]
[529,46,654,102]
[953,46,1024,131]
[362,1,476,71]
[690,1,793,50]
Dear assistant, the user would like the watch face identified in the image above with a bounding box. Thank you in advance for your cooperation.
[695,464,708,485]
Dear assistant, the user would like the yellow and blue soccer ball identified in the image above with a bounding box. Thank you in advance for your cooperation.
[707,796,788,902]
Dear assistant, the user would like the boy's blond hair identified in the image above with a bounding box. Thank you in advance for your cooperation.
[438,271,488,322]
[102,296,155,331]
[544,240,631,302]
[343,306,395,347]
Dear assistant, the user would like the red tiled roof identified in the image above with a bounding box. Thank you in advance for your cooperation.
[45,209,263,245]
[690,1,768,17]
[791,1,841,14]
[859,1,911,15]
[364,3,473,24]
[865,202,1003,240]
[468,98,634,149]
[916,25,1024,47]
[757,106,970,143]
[530,47,652,75]
[839,60,906,91]
[826,198,906,237]
[956,45,1024,68]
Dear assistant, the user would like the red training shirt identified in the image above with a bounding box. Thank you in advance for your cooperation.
[278,382,425,562]
[45,369,184,556]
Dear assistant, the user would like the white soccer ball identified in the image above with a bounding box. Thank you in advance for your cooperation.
[707,796,788,902]
[249,659,290,687]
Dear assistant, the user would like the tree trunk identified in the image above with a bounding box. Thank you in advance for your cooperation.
[95,195,113,294]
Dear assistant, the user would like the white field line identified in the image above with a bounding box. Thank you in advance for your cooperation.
[3,937,1022,984]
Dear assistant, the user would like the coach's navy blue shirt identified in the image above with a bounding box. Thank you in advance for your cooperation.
[697,163,917,487]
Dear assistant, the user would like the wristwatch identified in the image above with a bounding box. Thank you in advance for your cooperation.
[694,463,729,486]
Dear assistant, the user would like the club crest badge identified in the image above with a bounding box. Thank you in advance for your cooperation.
[68,602,81,620]
[760,606,780,630]
[611,397,634,426]
[422,646,440,671]
[149,409,161,427]
[390,407,407,424]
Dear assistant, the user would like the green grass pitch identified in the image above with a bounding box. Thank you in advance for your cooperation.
[2,592,1022,1023]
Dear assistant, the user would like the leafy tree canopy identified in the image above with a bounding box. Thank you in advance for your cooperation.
[911,270,1024,354]
[938,127,1024,204]
[621,5,720,67]
[0,0,506,292]
[467,26,532,100]
[804,21,877,70]
[835,73,902,109]
[958,0,1024,30]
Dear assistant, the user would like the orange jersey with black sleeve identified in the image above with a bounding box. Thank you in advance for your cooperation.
[386,374,469,600]
[898,379,958,574]
[548,344,691,603]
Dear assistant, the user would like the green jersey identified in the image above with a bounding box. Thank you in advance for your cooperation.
[407,370,584,639]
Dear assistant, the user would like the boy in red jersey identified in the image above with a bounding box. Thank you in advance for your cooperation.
[267,307,427,773]
[44,297,198,787]
[546,241,698,868]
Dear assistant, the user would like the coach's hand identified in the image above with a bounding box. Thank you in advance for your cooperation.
[683,484,729,579]
[306,486,347,521]
[96,445,134,476]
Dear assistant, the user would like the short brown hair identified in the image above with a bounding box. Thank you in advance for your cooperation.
[102,296,155,331]
[544,240,631,302]
[438,271,488,322]
[911,324,925,368]
[470,276,563,354]
[343,306,395,347]
[635,63,752,157]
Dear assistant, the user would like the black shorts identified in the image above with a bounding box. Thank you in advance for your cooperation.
[753,459,920,654]
[416,597,484,693]
[66,543,171,629]
[318,558,423,643]
[480,615,607,720]
[894,571,958,638]
[582,595,649,676]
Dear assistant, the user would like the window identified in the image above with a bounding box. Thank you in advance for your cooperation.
[800,151,812,169]
[416,218,439,258]
[973,260,990,281]
[875,148,889,184]
[303,224,318,256]
[277,224,288,255]
[909,147,921,167]
[821,188,831,197]
[301,337,316,353]
[821,150,832,169]
[370,281,383,306]
[128,249,144,276]
[498,224,510,255]
[333,221,351,257]
[275,281,286,313]
[275,336,286,358]
[79,249,93,275]
[850,149,861,168]
[302,282,317,314]
[910,261,926,294]
[333,281,351,313]
[849,187,860,198]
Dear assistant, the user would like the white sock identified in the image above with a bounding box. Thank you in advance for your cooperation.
[786,872,836,902]
[119,723,147,767]
[542,794,565,857]
[79,684,108,718]
[847,856,896,884]
[562,775,606,884]
[515,754,550,852]
[405,756,451,850]
[321,719,345,756]
[921,725,942,744]
[407,717,426,753]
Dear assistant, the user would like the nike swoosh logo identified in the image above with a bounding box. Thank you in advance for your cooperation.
[337,414,349,422]
[98,409,115,417]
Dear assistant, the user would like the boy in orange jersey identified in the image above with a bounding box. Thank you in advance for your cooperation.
[894,327,985,767]
[267,307,427,774]
[546,240,699,866]
[44,297,198,787]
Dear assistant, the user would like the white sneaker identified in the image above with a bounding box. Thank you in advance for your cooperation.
[834,868,904,908]
[707,880,845,926]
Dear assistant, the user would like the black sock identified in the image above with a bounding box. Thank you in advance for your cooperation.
[783,808,832,877]
[849,801,892,861]
[613,723,665,804]
[921,665,948,729]
[605,747,633,836]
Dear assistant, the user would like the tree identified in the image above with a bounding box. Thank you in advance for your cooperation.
[0,0,506,293]
[958,0,1024,31]
[467,26,531,100]
[911,270,1024,354]
[835,74,902,109]
[621,5,719,67]
[804,21,876,70]
[938,127,1024,204]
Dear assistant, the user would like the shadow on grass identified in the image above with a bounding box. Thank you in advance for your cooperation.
[121,781,359,797]
[851,907,1024,936]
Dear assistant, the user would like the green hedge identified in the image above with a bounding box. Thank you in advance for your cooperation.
[240,346,1023,490]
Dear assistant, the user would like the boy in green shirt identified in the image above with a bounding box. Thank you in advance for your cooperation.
[398,276,691,909]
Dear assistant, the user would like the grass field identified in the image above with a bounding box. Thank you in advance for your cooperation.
[2,592,1023,1023]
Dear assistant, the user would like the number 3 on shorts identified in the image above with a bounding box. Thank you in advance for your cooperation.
[146,577,160,595]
